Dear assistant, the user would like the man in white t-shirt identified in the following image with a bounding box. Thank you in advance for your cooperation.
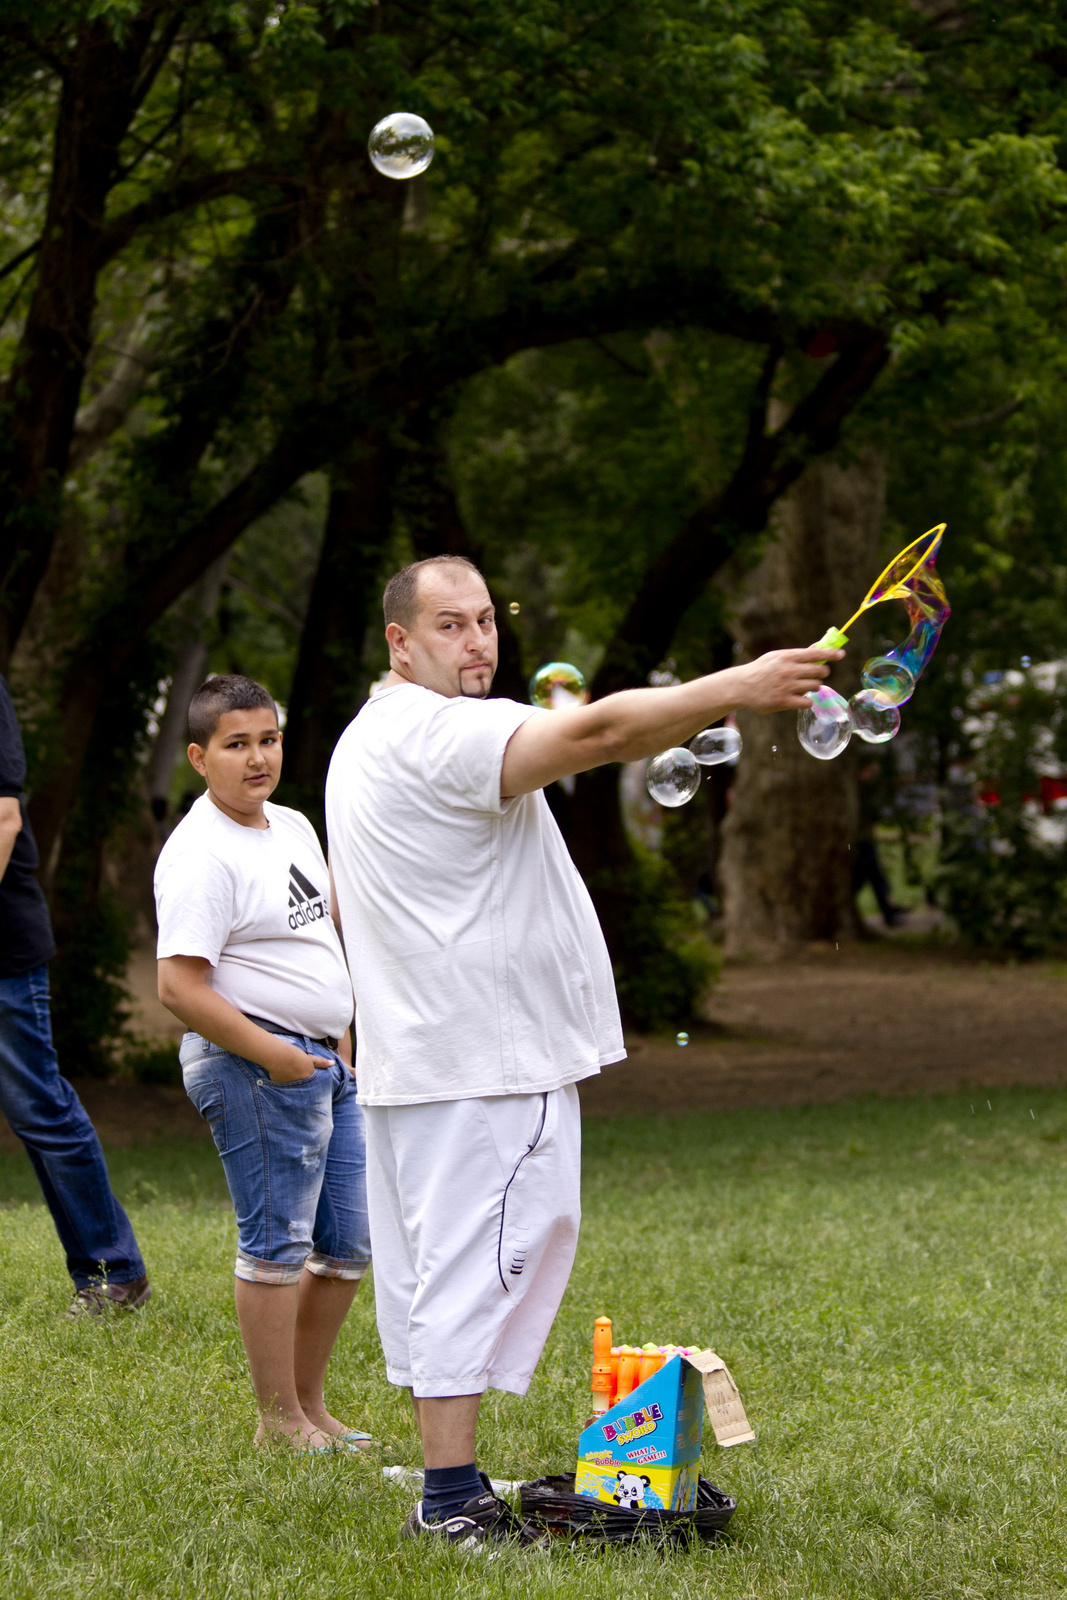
[326,557,840,1544]
[155,674,372,1452]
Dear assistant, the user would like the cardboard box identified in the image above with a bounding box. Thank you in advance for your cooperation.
[575,1355,704,1511]
[575,1349,754,1512]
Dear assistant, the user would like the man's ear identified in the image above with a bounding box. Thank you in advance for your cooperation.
[385,621,407,658]
[187,742,207,778]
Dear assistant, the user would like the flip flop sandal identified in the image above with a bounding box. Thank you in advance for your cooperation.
[338,1430,375,1450]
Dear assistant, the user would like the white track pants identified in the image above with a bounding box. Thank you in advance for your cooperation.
[364,1085,581,1397]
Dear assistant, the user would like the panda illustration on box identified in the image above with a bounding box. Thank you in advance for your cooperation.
[613,1470,663,1511]
[613,1471,650,1510]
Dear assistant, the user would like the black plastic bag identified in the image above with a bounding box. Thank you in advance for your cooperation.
[519,1473,736,1546]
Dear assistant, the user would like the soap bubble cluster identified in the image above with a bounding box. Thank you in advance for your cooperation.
[860,654,915,706]
[646,747,701,807]
[368,112,435,179]
[528,661,588,710]
[689,726,742,766]
[797,686,852,760]
[848,689,900,744]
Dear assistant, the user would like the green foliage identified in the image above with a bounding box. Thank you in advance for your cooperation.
[7,0,1067,1014]
[601,848,719,1032]
[119,1036,182,1086]
[937,808,1067,956]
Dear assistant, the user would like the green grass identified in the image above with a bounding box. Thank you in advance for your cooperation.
[2,1089,1067,1596]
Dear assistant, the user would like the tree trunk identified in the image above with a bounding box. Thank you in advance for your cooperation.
[565,334,890,959]
[401,407,529,703]
[719,448,887,956]
[279,441,396,832]
[145,554,230,826]
[0,11,177,668]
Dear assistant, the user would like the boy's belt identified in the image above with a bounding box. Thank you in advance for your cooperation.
[244,1013,339,1051]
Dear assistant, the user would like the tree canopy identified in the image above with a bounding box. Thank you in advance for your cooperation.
[3,0,1067,1061]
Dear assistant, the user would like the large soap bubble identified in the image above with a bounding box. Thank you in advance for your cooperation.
[797,686,852,760]
[529,661,588,710]
[646,748,701,807]
[860,654,915,706]
[368,112,435,179]
[689,726,742,766]
[848,689,900,744]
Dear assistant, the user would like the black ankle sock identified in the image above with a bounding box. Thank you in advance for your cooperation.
[421,1463,485,1523]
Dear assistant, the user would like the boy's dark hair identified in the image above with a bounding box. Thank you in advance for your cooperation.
[382,555,482,632]
[188,675,277,747]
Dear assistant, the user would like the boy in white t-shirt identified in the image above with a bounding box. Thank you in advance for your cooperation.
[154,674,371,1452]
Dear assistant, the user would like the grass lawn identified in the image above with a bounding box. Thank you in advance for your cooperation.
[2,1088,1067,1597]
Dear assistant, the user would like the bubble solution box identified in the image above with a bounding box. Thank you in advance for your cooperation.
[575,1355,705,1512]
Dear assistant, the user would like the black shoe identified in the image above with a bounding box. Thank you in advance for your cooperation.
[401,1474,539,1550]
[67,1274,152,1319]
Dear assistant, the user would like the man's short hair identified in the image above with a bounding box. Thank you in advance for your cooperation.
[187,674,277,747]
[382,556,483,632]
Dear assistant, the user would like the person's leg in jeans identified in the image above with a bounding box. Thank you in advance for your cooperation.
[183,1033,370,1449]
[298,1062,372,1437]
[0,966,148,1308]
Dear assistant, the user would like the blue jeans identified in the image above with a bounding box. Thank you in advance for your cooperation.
[180,1031,371,1284]
[0,965,147,1288]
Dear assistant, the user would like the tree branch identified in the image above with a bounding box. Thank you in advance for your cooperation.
[588,328,890,699]
[94,165,285,267]
[0,238,41,286]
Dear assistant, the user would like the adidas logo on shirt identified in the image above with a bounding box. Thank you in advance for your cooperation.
[288,863,329,930]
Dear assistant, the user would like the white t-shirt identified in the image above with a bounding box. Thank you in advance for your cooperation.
[325,682,625,1105]
[154,794,354,1040]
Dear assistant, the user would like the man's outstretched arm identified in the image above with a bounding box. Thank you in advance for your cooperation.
[500,646,843,798]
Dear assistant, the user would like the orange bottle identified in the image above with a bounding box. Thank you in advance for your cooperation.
[637,1348,665,1385]
[591,1316,615,1414]
[615,1348,641,1401]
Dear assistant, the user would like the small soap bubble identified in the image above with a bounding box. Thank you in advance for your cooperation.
[646,748,701,807]
[1022,654,1032,668]
[797,685,852,761]
[508,601,520,615]
[528,662,588,710]
[676,1032,689,1047]
[368,112,435,179]
[689,726,742,766]
[860,654,915,706]
[848,689,901,744]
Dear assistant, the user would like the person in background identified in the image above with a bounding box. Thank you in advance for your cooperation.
[0,675,150,1316]
[155,674,371,1452]
[854,759,906,928]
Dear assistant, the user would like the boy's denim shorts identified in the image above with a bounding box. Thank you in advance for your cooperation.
[180,1030,372,1286]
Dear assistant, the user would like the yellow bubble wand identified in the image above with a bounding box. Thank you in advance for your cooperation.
[798,523,950,760]
[816,523,948,651]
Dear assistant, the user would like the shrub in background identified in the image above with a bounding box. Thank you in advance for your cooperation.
[600,847,720,1033]
[935,667,1067,954]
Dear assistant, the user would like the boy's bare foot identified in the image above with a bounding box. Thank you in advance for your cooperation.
[299,1402,375,1447]
[254,1419,333,1452]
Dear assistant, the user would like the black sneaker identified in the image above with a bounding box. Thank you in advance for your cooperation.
[401,1474,538,1550]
